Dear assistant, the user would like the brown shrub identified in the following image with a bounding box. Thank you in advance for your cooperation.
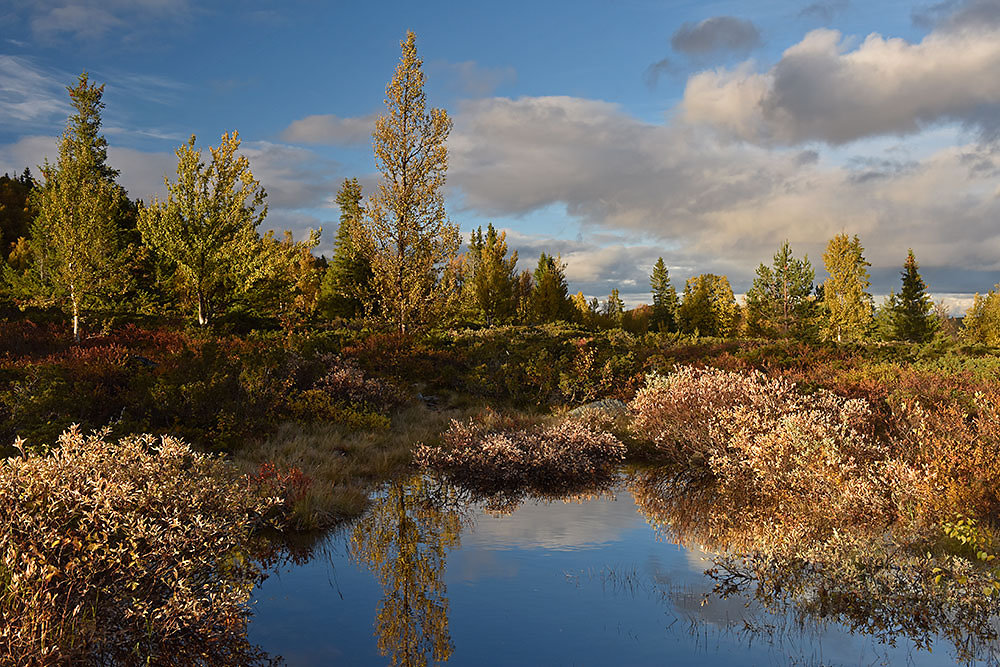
[414,416,626,494]
[0,427,282,664]
[629,367,922,539]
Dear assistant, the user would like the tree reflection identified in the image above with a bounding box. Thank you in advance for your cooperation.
[629,467,1000,663]
[350,476,464,667]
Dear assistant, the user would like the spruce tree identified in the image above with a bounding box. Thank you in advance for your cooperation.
[649,257,678,332]
[891,249,936,343]
[28,73,127,341]
[531,253,571,323]
[318,178,372,319]
[821,233,873,342]
[466,223,518,326]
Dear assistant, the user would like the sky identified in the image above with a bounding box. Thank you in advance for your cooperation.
[2,0,1000,313]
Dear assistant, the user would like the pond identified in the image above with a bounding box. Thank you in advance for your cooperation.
[248,474,1000,666]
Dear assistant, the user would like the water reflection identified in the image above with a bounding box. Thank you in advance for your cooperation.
[629,466,1000,664]
[349,476,464,667]
[251,470,1000,665]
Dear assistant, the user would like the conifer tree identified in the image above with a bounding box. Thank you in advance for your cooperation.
[531,253,571,323]
[27,73,127,341]
[821,233,873,342]
[354,31,459,333]
[745,241,815,338]
[138,132,267,326]
[318,178,372,319]
[891,249,936,343]
[466,223,518,326]
[649,257,678,332]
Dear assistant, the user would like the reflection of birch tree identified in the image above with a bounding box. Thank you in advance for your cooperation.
[350,476,462,667]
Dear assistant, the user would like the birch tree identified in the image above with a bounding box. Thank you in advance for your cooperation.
[29,73,126,341]
[822,233,872,342]
[138,132,267,326]
[355,31,459,333]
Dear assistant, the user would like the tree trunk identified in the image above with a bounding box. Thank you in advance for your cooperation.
[72,295,80,343]
[198,291,207,327]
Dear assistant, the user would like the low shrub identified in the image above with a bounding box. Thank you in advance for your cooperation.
[415,415,626,493]
[0,427,282,664]
[310,355,407,411]
[629,366,919,539]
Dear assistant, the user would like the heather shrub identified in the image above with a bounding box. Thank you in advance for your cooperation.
[0,427,283,664]
[414,415,626,493]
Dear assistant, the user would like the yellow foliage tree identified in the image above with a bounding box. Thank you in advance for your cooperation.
[355,31,460,332]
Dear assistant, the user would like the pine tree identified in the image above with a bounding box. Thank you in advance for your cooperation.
[649,257,678,332]
[466,223,518,326]
[745,241,815,338]
[138,132,267,326]
[821,233,873,342]
[891,249,936,343]
[531,253,571,323]
[27,73,127,341]
[318,178,372,319]
[354,31,459,333]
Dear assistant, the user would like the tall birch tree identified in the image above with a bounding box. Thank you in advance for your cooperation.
[29,73,126,341]
[355,31,459,333]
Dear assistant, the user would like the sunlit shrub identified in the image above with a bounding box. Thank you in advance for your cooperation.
[415,416,626,493]
[629,366,919,538]
[0,427,282,663]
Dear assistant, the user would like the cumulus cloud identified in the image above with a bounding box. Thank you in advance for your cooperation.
[671,17,762,56]
[449,94,1000,296]
[236,141,340,210]
[681,24,1000,145]
[280,114,376,146]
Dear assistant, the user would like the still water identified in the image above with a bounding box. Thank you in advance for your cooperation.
[248,475,999,666]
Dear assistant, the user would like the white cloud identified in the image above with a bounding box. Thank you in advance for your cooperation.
[279,113,376,146]
[681,25,1000,145]
[448,94,1000,300]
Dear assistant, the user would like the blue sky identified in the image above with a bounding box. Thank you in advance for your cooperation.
[3,0,1000,312]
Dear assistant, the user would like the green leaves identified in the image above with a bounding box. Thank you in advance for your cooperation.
[138,132,268,326]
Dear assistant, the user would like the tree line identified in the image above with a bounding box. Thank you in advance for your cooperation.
[0,32,991,345]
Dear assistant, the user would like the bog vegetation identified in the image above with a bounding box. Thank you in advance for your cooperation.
[3,30,1000,664]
